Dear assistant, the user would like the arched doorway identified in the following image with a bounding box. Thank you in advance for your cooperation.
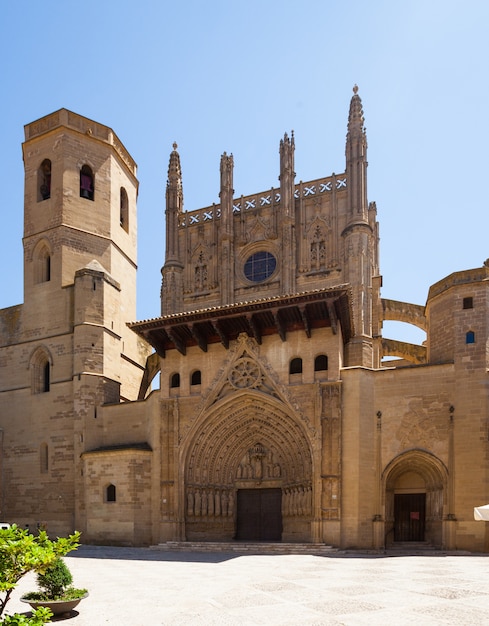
[182,392,313,542]
[383,450,447,547]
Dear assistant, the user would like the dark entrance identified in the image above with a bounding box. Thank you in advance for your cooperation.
[236,488,282,541]
[394,493,426,541]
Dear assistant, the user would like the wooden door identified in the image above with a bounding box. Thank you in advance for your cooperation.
[236,488,282,541]
[394,493,426,541]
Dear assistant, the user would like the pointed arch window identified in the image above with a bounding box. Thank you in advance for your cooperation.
[34,243,51,284]
[466,330,475,344]
[80,165,94,200]
[170,373,180,388]
[120,187,129,232]
[106,484,116,502]
[38,159,51,201]
[30,347,52,394]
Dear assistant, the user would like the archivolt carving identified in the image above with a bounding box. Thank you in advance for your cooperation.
[185,390,311,479]
[184,396,313,520]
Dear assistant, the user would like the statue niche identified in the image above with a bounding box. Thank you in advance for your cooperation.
[305,216,331,272]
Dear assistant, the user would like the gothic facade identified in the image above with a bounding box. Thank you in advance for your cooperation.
[0,90,488,551]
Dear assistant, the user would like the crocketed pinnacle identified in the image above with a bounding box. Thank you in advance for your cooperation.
[347,85,365,136]
[167,142,182,187]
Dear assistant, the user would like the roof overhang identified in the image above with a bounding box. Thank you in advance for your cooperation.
[128,286,353,357]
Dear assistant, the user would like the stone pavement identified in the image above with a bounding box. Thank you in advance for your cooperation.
[5,545,489,625]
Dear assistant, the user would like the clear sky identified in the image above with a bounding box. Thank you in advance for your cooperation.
[1,0,488,345]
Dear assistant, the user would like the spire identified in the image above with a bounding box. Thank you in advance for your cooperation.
[164,142,183,264]
[347,84,365,138]
[345,85,368,222]
[219,151,234,238]
[167,142,183,199]
[279,131,295,218]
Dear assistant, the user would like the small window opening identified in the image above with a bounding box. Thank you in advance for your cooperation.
[191,370,201,385]
[463,297,473,309]
[40,443,49,474]
[106,484,116,502]
[38,159,51,201]
[466,330,475,344]
[43,361,50,392]
[289,358,303,375]
[120,187,129,232]
[80,165,94,200]
[170,373,180,388]
[314,354,328,371]
[45,254,51,282]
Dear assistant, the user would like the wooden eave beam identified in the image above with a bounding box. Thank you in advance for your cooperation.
[167,328,187,355]
[299,305,311,338]
[212,319,229,349]
[272,311,286,342]
[146,331,166,358]
[327,300,338,335]
[245,314,262,345]
[190,323,208,352]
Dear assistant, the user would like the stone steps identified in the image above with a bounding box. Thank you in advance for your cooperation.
[150,541,337,555]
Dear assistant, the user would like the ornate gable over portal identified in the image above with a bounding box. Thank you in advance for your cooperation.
[181,334,315,533]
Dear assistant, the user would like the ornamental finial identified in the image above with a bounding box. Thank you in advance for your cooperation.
[172,142,178,151]
[353,84,358,94]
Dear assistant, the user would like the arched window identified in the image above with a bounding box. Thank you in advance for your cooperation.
[120,187,129,232]
[80,165,94,200]
[106,484,116,502]
[466,330,475,344]
[191,370,201,386]
[38,159,51,201]
[30,347,52,394]
[289,357,303,375]
[170,373,180,388]
[34,241,51,284]
[40,443,49,474]
[314,355,328,371]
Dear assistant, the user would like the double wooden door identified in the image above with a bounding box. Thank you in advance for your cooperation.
[394,493,426,541]
[236,488,282,541]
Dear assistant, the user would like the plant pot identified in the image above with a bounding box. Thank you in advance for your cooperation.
[21,592,88,617]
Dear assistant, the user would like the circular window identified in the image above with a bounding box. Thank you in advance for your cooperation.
[243,251,277,283]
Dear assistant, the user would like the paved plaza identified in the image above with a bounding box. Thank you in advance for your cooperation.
[5,546,489,625]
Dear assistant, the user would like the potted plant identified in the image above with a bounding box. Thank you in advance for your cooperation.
[21,557,87,618]
[0,525,81,625]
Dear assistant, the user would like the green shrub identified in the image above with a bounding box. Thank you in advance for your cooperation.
[0,524,80,625]
[36,557,72,600]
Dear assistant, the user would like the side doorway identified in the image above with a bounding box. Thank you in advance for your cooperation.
[236,488,282,541]
[394,493,426,541]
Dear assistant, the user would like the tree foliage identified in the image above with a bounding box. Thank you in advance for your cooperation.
[0,525,80,624]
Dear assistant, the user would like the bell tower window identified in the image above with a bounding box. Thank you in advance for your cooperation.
[120,187,129,232]
[80,165,94,200]
[38,159,51,201]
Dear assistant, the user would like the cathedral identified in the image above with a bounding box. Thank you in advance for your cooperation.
[0,89,488,551]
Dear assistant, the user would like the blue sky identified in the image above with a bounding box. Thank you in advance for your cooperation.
[1,0,488,344]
